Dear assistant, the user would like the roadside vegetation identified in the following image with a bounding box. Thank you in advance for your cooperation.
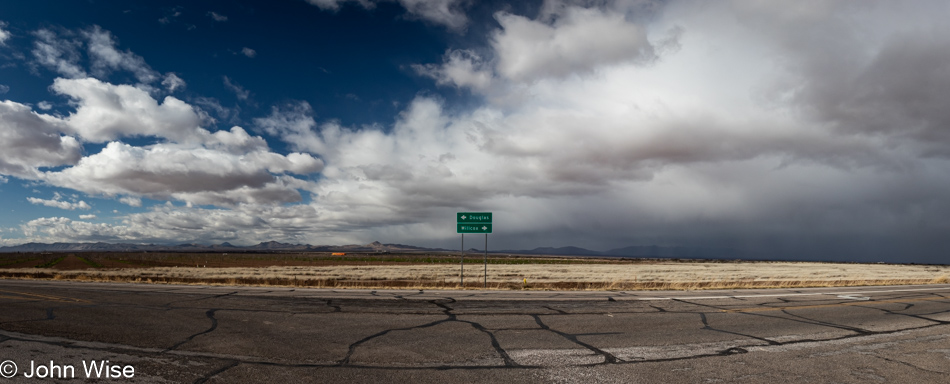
[76,255,103,268]
[1,252,948,291]
[0,257,38,268]
[33,256,66,268]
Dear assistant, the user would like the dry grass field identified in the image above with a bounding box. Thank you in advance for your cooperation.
[1,252,948,290]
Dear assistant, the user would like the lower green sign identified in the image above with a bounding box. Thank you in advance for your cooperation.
[457,224,492,233]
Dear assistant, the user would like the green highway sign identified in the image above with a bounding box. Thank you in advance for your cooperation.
[456,212,493,288]
[457,224,492,233]
[457,212,492,223]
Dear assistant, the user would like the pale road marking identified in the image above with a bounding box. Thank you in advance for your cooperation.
[836,295,870,301]
[635,286,950,301]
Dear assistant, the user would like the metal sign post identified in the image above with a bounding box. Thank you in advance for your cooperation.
[457,212,492,289]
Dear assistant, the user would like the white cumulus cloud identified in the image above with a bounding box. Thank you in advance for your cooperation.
[304,0,372,11]
[32,28,86,78]
[119,197,142,207]
[21,217,127,241]
[413,50,492,91]
[83,25,159,84]
[31,26,161,84]
[396,0,468,31]
[27,193,91,210]
[416,1,679,94]
[491,5,657,82]
[3,41,323,212]
[51,77,203,143]
[161,72,186,92]
[0,21,10,45]
[16,203,332,245]
[223,76,250,101]
[40,125,323,207]
[208,12,228,22]
[0,100,82,178]
[304,0,467,30]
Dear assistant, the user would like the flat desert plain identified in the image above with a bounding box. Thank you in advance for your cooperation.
[1,252,947,290]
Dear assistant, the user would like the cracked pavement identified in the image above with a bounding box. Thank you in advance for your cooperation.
[1,280,950,383]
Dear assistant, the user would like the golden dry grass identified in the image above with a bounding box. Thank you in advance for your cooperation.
[1,261,949,290]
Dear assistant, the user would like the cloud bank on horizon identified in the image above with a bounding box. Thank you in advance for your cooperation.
[1,0,950,263]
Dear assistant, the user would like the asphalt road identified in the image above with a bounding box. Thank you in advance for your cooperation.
[1,280,949,383]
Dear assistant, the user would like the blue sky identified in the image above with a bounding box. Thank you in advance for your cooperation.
[2,1,950,263]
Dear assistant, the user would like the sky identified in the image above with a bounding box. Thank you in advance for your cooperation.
[1,0,950,263]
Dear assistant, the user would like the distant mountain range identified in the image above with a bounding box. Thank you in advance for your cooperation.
[0,241,440,254]
[500,245,741,259]
[0,241,743,259]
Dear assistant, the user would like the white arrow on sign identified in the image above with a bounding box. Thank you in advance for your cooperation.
[461,215,467,220]
[481,226,487,230]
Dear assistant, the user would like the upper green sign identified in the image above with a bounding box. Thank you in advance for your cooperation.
[457,212,492,223]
